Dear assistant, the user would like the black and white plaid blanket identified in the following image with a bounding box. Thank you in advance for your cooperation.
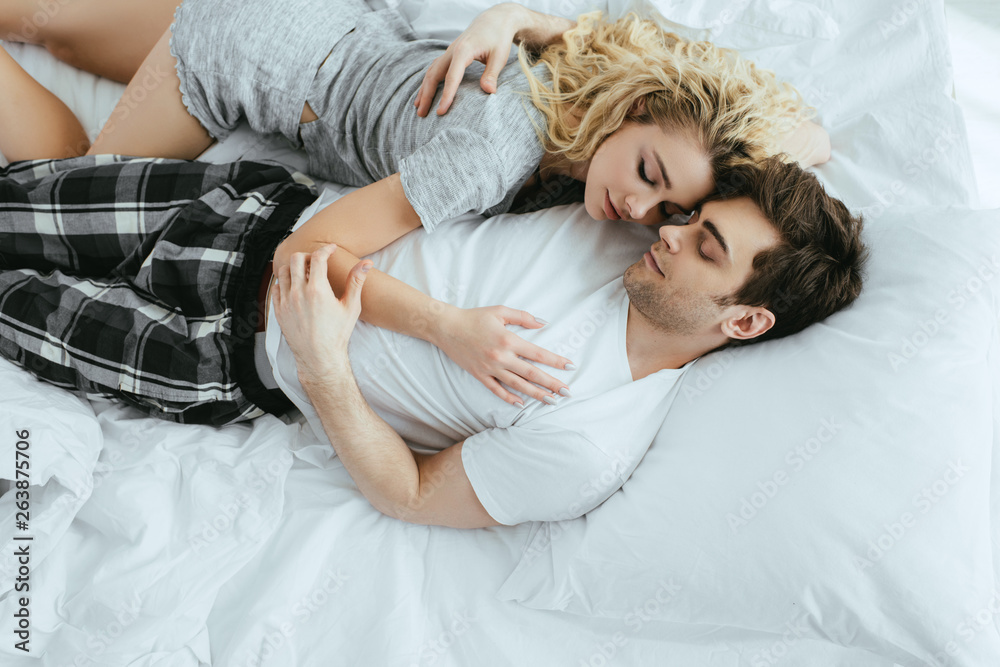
[0,155,317,426]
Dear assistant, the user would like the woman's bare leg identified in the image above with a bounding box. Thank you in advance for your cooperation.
[0,0,180,83]
[87,27,214,159]
[0,44,89,160]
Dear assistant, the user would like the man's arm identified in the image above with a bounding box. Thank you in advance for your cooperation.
[302,364,499,528]
[272,243,500,528]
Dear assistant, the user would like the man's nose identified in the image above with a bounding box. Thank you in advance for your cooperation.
[658,225,681,253]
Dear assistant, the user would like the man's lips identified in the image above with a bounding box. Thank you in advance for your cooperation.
[644,249,664,276]
[604,190,621,220]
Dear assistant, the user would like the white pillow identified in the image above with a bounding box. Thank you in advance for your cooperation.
[610,0,839,48]
[371,0,836,46]
[497,206,1000,667]
[368,0,608,42]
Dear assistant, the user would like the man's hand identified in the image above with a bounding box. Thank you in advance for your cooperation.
[271,244,372,386]
[413,3,575,117]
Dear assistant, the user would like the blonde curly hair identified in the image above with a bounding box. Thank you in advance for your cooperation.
[514,10,813,177]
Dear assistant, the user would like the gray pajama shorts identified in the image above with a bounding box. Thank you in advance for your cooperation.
[168,0,371,147]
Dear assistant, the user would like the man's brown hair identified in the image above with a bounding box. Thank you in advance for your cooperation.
[709,156,868,345]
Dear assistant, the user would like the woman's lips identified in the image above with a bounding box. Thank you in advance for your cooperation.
[604,190,620,220]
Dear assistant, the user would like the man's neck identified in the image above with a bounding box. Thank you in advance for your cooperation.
[624,302,714,380]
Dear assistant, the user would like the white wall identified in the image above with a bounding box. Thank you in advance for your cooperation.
[945,0,1000,208]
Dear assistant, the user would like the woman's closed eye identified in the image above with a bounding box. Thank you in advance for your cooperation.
[638,158,654,186]
[639,158,685,219]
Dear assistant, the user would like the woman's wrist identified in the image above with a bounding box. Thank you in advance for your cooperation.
[511,4,575,48]
[421,300,461,349]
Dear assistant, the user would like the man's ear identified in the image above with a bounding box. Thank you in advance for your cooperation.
[720,306,775,341]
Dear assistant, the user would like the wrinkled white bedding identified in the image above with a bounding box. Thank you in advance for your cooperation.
[0,0,992,665]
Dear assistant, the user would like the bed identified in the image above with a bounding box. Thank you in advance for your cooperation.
[1,0,998,665]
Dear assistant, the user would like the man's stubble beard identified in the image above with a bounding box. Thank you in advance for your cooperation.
[623,262,722,336]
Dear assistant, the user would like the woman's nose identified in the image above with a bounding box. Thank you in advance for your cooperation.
[627,193,658,222]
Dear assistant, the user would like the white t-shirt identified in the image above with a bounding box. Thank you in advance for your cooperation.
[266,192,691,525]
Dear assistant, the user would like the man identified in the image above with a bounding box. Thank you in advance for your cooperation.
[0,151,865,529]
[267,157,867,529]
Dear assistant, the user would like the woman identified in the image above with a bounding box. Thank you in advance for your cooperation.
[4,1,829,407]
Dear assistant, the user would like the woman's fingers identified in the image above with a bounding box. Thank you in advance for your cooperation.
[415,42,512,116]
[495,369,559,404]
[415,54,451,117]
[497,307,575,371]
[480,44,512,94]
[436,50,478,115]
[480,375,524,407]
[500,306,546,329]
[507,359,569,399]
[514,337,574,372]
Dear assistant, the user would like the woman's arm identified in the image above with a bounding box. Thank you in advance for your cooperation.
[778,120,832,168]
[0,45,90,161]
[414,3,576,117]
[272,174,573,404]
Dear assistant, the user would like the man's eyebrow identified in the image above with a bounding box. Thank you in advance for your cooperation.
[654,150,671,189]
[703,219,731,263]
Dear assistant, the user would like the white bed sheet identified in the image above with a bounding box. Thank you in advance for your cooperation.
[0,0,986,664]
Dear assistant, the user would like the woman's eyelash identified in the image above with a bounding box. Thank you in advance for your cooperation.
[638,159,654,185]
